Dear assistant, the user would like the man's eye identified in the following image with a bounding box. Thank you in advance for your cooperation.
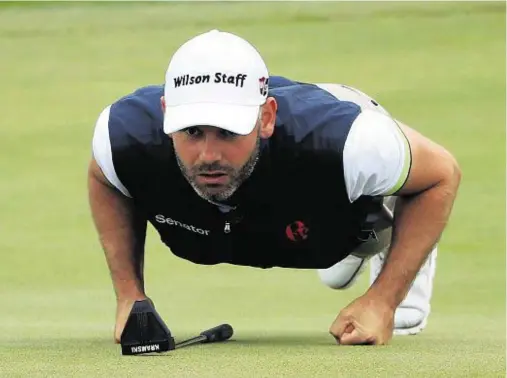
[219,129,238,139]
[184,127,201,137]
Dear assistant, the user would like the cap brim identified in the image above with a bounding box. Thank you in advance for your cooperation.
[163,102,260,136]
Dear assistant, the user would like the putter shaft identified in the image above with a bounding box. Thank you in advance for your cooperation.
[175,335,207,349]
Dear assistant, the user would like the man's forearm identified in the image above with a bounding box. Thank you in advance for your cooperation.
[367,175,460,309]
[98,214,147,299]
[88,160,147,300]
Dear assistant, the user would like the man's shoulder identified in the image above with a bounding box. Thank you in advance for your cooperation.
[268,77,363,144]
[109,84,164,125]
[268,76,386,116]
[92,84,173,196]
[105,84,166,148]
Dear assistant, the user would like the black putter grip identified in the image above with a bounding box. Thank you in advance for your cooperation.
[200,324,234,343]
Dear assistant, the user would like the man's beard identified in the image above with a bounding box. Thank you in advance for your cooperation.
[175,135,261,203]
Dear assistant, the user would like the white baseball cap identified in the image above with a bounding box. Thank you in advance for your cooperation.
[163,29,269,135]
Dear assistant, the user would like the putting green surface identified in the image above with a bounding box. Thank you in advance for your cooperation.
[0,2,505,377]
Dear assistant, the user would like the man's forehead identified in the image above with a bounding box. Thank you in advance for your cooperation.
[184,125,230,130]
[180,125,241,134]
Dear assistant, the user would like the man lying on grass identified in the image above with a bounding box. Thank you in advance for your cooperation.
[88,29,461,346]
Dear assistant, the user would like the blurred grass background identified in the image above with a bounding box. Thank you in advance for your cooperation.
[0,2,505,377]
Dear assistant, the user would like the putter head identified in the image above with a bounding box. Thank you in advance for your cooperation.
[120,299,175,355]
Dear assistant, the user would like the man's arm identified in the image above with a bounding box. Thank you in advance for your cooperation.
[367,121,461,309]
[331,109,461,345]
[88,158,148,341]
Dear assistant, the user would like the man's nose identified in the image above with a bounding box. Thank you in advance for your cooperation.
[198,135,222,163]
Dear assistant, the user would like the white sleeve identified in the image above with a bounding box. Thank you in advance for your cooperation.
[343,109,411,202]
[91,105,132,198]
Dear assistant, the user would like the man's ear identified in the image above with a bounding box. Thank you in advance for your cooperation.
[259,97,277,139]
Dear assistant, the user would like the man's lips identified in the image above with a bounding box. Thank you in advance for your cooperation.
[197,172,229,185]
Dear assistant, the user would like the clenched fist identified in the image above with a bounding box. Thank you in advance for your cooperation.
[329,293,395,345]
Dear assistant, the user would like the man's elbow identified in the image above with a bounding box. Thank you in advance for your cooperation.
[441,150,462,195]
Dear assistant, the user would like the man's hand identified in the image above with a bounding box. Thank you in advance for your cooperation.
[114,296,150,343]
[329,294,394,345]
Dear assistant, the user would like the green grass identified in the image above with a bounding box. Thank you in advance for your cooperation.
[0,2,505,377]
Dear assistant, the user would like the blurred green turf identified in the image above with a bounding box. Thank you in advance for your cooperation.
[0,2,505,377]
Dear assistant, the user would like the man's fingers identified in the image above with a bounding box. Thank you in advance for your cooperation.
[114,299,139,343]
[329,314,354,342]
[332,324,355,344]
[114,318,128,343]
[339,327,375,345]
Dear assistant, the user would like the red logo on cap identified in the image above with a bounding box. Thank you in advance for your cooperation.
[259,77,269,96]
